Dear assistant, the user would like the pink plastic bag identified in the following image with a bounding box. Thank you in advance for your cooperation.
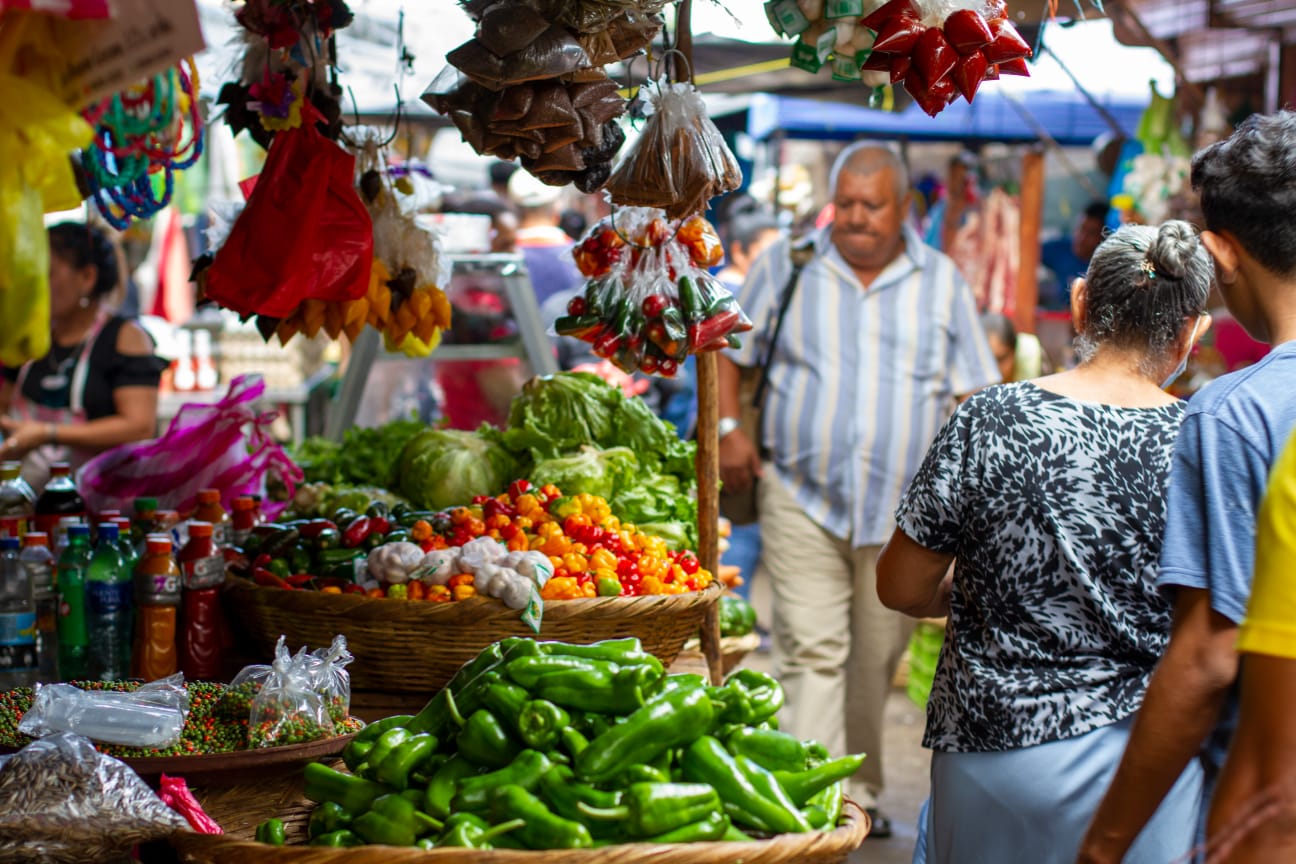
[78,375,303,519]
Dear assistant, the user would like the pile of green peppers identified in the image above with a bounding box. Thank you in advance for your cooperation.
[274,637,864,850]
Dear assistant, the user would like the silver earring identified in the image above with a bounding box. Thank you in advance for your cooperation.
[79,296,91,308]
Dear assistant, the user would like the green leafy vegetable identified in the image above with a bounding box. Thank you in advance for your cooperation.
[292,419,426,487]
[529,447,639,502]
[397,428,519,511]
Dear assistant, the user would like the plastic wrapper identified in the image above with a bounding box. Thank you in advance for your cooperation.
[307,635,354,725]
[605,77,742,220]
[248,638,335,748]
[213,644,278,725]
[555,207,751,377]
[79,374,303,521]
[18,676,188,748]
[0,733,187,863]
[158,774,223,834]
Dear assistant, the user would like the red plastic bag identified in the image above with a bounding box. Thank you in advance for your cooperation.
[204,105,373,319]
[77,375,303,519]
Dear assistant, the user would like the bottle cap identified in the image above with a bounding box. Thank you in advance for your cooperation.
[97,524,119,542]
[0,537,18,550]
[50,462,71,476]
[22,533,49,548]
[134,497,159,513]
[145,534,172,554]
[0,461,20,478]
[98,510,122,521]
[197,489,221,505]
[67,524,90,538]
[188,521,214,538]
[233,496,256,511]
[59,516,83,526]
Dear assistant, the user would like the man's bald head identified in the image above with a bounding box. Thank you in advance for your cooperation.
[829,143,909,202]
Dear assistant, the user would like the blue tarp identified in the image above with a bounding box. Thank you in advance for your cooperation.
[746,89,1146,146]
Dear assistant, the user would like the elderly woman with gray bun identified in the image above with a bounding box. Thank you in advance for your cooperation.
[876,220,1214,864]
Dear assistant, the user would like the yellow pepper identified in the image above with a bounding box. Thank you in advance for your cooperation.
[562,552,589,573]
[589,548,618,572]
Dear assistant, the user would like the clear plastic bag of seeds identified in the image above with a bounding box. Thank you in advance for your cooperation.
[247,639,335,748]
[306,635,354,725]
[18,676,189,749]
[212,637,283,724]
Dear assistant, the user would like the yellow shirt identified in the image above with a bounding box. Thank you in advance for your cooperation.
[1238,430,1296,658]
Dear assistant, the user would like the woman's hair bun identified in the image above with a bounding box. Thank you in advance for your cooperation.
[1147,220,1200,280]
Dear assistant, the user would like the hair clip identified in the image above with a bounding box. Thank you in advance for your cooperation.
[1139,259,1157,279]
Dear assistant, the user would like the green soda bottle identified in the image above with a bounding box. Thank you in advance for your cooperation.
[57,524,92,680]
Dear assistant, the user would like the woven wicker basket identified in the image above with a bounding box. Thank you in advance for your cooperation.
[223,577,724,694]
[173,775,869,864]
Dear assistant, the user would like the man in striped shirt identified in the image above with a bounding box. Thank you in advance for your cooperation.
[718,144,1000,835]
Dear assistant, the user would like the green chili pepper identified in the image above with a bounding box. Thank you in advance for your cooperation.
[373,733,438,790]
[303,762,390,814]
[352,793,442,847]
[575,684,713,783]
[616,763,672,785]
[266,557,291,579]
[579,782,720,838]
[308,801,352,838]
[482,676,528,721]
[560,726,590,759]
[504,654,623,689]
[361,727,411,775]
[772,753,867,807]
[436,812,527,849]
[343,714,413,769]
[537,638,662,673]
[575,712,613,739]
[424,754,479,820]
[805,740,830,765]
[255,818,286,845]
[723,822,757,842]
[718,595,758,637]
[641,809,731,843]
[532,664,661,715]
[708,668,785,726]
[489,784,593,849]
[457,708,522,768]
[453,749,552,812]
[407,638,541,739]
[536,764,622,838]
[734,754,815,832]
[681,736,812,835]
[724,727,809,773]
[517,698,570,751]
[310,829,363,847]
[808,779,844,828]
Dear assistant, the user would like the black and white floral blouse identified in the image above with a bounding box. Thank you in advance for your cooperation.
[895,382,1185,753]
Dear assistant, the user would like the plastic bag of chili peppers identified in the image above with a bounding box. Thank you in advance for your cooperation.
[554,206,750,377]
[305,635,354,726]
[247,640,335,748]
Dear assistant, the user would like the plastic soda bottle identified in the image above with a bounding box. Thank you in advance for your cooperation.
[19,532,57,683]
[86,523,132,681]
[57,524,92,680]
[33,463,85,537]
[0,537,37,689]
[0,461,35,536]
[178,522,225,681]
[133,535,181,681]
[194,489,231,548]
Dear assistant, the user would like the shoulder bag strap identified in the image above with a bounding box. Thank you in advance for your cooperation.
[751,238,814,409]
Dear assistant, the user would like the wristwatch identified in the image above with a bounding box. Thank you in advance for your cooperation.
[718,417,742,439]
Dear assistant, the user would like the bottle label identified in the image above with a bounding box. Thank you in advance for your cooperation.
[182,554,225,589]
[212,522,231,548]
[148,573,182,597]
[87,580,133,615]
[0,612,38,672]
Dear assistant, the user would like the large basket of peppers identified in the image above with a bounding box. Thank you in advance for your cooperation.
[171,638,871,864]
[225,484,724,695]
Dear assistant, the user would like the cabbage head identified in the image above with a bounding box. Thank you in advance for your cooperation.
[529,446,638,501]
[397,428,519,510]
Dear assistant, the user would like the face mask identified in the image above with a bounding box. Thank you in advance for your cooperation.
[1161,316,1203,390]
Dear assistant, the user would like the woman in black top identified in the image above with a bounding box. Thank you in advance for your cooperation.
[0,223,166,489]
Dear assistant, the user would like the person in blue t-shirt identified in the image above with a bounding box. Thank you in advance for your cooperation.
[1039,200,1109,311]
[1077,110,1296,863]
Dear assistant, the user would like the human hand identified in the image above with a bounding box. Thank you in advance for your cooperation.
[719,429,763,494]
[0,417,50,460]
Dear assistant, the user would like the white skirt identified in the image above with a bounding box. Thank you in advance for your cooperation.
[914,715,1203,864]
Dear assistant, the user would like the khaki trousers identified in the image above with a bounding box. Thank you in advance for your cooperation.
[757,464,914,804]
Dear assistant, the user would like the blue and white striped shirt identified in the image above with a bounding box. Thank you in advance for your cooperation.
[728,224,1000,547]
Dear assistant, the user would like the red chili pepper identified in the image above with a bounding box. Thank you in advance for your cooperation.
[342,583,367,594]
[298,519,339,539]
[509,479,533,499]
[641,294,670,318]
[567,296,587,315]
[369,516,391,536]
[678,551,701,575]
[253,568,294,590]
[658,357,679,377]
[342,516,372,548]
[285,573,314,588]
[943,9,993,54]
[253,553,272,569]
[688,309,741,350]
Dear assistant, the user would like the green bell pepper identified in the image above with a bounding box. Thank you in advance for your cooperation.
[517,698,570,751]
[579,782,721,838]
[373,733,438,790]
[308,801,352,838]
[575,683,713,783]
[436,812,526,849]
[424,754,479,820]
[303,762,390,814]
[457,708,522,768]
[642,809,731,843]
[718,595,758,637]
[352,793,442,847]
[453,749,552,812]
[488,784,593,849]
[772,753,867,806]
[681,735,811,835]
[310,829,363,847]
[724,726,809,773]
[255,818,286,845]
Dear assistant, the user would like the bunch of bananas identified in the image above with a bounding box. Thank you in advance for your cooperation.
[267,259,452,356]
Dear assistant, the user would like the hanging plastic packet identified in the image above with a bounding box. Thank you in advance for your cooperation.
[555,207,749,377]
[212,637,282,724]
[18,675,189,749]
[306,635,354,726]
[247,639,335,748]
[605,76,742,220]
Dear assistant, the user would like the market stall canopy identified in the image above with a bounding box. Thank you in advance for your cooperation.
[744,89,1146,145]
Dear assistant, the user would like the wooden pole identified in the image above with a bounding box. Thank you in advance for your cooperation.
[1016,148,1045,336]
[674,0,724,686]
